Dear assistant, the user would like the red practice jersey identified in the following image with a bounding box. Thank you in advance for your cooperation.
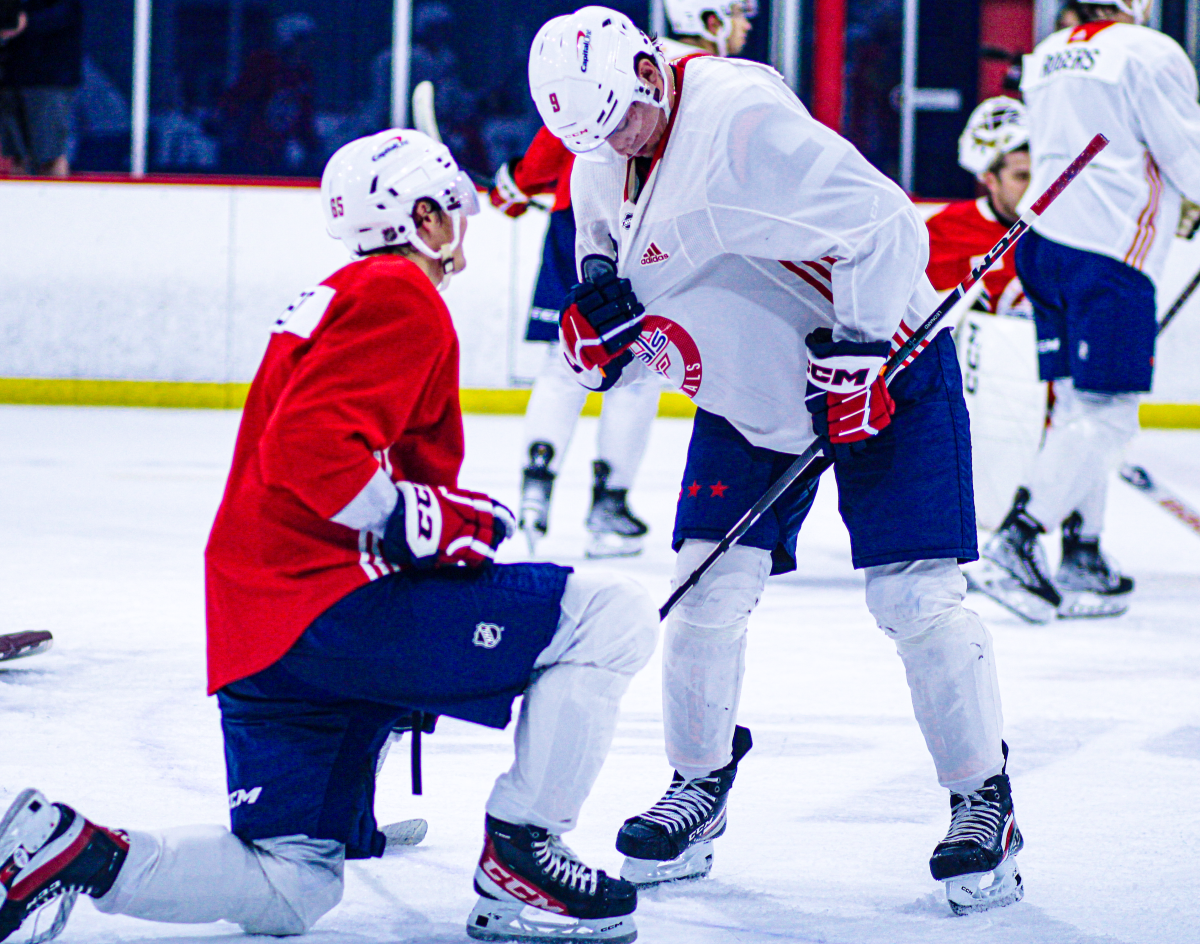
[205,255,464,694]
[513,126,574,212]
[925,197,1031,317]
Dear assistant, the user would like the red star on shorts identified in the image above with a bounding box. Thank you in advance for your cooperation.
[710,481,728,497]
[687,481,701,497]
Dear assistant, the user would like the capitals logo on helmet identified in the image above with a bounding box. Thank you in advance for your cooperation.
[529,6,670,162]
[958,96,1028,178]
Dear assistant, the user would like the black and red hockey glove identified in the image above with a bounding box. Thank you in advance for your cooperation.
[560,255,645,373]
[382,482,515,569]
[804,328,895,461]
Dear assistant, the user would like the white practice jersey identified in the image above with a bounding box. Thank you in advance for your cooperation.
[1020,22,1200,285]
[657,36,702,60]
[570,55,939,454]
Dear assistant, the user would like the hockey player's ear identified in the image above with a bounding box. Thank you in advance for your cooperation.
[635,55,664,97]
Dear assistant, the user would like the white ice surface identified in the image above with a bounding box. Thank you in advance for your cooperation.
[1,406,1199,944]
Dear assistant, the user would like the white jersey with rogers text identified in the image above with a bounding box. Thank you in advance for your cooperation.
[1020,22,1200,285]
[569,56,939,454]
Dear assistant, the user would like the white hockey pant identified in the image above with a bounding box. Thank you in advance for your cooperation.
[486,570,659,832]
[866,559,1005,794]
[523,344,660,489]
[664,543,1003,792]
[1026,381,1140,535]
[94,829,344,935]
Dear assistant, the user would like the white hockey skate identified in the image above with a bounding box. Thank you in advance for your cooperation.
[944,855,1024,916]
[618,841,714,887]
[1055,513,1133,619]
[963,558,1057,624]
[468,816,637,943]
[585,461,648,559]
[969,506,1061,624]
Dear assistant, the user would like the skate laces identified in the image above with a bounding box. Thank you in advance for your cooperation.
[531,834,599,896]
[638,775,718,833]
[943,789,1003,847]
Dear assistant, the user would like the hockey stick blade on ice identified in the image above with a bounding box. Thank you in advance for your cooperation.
[659,133,1110,621]
[1119,465,1200,536]
[0,630,53,663]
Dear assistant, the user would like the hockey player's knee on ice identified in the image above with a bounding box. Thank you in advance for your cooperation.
[95,827,344,935]
[543,571,658,675]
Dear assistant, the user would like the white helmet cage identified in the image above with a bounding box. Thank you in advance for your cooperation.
[957,96,1029,178]
[1079,0,1150,24]
[529,6,671,163]
[321,129,479,261]
[663,0,756,57]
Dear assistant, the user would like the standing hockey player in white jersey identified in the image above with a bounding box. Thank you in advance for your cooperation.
[497,0,757,559]
[976,0,1200,621]
[529,7,1023,915]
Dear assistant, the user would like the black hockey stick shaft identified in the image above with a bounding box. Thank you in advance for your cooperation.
[1156,265,1200,336]
[659,134,1110,621]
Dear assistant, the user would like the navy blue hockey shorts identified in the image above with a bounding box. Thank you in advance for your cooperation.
[218,562,571,859]
[674,327,977,571]
[525,208,577,342]
[1015,228,1157,393]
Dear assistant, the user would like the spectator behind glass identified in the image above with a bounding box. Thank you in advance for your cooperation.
[218,12,322,176]
[0,0,81,176]
[0,0,27,174]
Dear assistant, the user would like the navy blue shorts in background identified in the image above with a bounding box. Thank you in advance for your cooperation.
[525,208,578,342]
[219,562,571,859]
[1015,229,1157,393]
[674,328,977,571]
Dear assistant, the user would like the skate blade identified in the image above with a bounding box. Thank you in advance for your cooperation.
[0,631,53,664]
[380,818,428,850]
[1057,590,1130,619]
[466,897,636,943]
[945,856,1024,916]
[20,888,79,944]
[619,842,713,888]
[964,560,1057,624]
[585,533,644,559]
[519,525,543,557]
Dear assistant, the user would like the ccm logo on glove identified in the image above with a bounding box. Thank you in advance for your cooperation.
[383,482,515,568]
[805,328,895,459]
[560,254,645,373]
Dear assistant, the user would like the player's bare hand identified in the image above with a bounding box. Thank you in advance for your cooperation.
[804,328,895,460]
[383,482,515,569]
[560,255,645,373]
[489,162,530,218]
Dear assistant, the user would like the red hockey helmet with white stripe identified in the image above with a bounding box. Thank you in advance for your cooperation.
[528,6,670,163]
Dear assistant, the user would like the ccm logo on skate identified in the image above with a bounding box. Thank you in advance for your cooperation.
[473,622,504,648]
[228,787,263,809]
[481,845,568,914]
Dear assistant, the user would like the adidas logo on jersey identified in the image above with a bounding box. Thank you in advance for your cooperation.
[640,242,670,266]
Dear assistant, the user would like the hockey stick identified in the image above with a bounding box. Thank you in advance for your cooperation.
[659,133,1110,620]
[1118,465,1200,535]
[411,80,549,210]
[1155,264,1200,336]
[0,630,53,663]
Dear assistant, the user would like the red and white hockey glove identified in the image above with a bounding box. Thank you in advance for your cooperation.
[382,482,515,569]
[560,255,645,373]
[804,328,895,460]
[489,161,531,218]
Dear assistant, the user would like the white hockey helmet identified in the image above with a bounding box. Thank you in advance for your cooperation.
[528,6,670,163]
[321,129,479,266]
[958,96,1029,178]
[663,0,756,57]
[1078,0,1150,24]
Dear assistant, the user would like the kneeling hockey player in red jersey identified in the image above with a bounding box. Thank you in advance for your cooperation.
[0,130,657,944]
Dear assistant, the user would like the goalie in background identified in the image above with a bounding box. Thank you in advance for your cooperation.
[972,0,1200,622]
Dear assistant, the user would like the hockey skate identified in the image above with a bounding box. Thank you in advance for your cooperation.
[468,815,637,943]
[519,442,556,554]
[969,502,1061,623]
[585,461,648,559]
[0,789,128,944]
[616,726,752,887]
[930,744,1024,916]
[1055,512,1133,619]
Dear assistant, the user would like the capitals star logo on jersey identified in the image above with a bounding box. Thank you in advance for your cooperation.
[640,242,670,266]
[630,315,702,398]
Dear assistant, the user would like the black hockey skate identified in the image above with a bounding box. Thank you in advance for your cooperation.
[1055,512,1134,619]
[469,815,637,943]
[971,498,1061,623]
[930,744,1024,916]
[519,442,556,554]
[0,789,128,944]
[616,726,752,887]
[586,461,648,559]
